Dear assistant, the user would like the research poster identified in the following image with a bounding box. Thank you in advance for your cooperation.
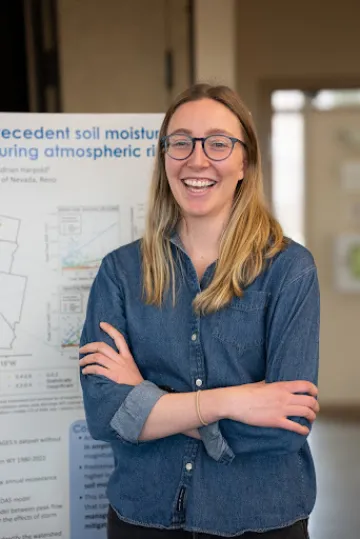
[0,113,163,539]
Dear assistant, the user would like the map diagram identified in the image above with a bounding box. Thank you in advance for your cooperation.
[0,215,27,349]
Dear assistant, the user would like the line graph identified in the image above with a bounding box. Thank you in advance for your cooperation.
[57,206,120,278]
[59,287,89,349]
[61,316,84,348]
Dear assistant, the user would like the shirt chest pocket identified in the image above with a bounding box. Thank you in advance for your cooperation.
[212,291,269,355]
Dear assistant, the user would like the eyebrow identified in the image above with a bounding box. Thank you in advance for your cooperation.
[168,128,239,137]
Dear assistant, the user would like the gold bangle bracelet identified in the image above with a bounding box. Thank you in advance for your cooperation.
[196,390,209,426]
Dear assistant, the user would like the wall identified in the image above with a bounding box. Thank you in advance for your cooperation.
[57,0,190,113]
[194,0,236,87]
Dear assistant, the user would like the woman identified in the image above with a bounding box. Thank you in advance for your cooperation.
[79,83,320,539]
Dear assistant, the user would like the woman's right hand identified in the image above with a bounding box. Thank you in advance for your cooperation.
[220,381,319,435]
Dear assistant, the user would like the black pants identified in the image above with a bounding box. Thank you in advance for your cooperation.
[107,505,309,539]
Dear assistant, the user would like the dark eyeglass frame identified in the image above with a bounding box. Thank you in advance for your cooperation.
[161,134,247,161]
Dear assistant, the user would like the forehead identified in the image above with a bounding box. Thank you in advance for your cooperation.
[167,98,242,136]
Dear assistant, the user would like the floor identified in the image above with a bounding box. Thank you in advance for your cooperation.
[308,419,360,539]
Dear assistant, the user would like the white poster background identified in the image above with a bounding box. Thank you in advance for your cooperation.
[0,113,163,539]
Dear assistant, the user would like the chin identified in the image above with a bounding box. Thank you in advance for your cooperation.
[182,205,215,218]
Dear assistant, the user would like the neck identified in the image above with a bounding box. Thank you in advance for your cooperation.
[178,213,228,261]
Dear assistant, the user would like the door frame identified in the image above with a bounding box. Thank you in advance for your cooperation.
[257,77,360,207]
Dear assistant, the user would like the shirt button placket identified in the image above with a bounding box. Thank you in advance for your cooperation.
[191,326,204,392]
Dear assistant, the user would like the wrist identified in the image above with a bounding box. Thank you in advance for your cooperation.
[210,385,251,422]
[199,387,230,423]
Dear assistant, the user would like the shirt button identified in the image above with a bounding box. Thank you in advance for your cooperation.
[195,379,202,387]
[191,333,197,341]
[185,463,193,472]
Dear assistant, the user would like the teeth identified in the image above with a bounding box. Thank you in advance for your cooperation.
[183,179,215,187]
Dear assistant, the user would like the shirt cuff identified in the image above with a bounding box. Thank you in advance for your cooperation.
[199,421,235,464]
[110,380,167,443]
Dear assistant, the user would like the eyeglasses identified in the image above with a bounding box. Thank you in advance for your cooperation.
[161,134,247,161]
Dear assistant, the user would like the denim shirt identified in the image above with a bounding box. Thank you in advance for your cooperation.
[79,236,320,536]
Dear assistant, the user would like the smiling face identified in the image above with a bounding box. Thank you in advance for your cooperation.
[164,98,247,221]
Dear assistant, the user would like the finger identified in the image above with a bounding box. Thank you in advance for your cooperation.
[79,341,111,354]
[79,353,113,370]
[100,322,130,357]
[283,380,318,397]
[81,364,119,382]
[287,406,317,423]
[79,341,120,362]
[277,418,310,436]
[291,395,320,412]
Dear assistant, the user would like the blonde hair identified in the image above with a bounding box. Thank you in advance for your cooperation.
[141,83,286,314]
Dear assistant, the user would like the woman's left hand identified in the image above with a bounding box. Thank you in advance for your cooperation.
[79,322,144,386]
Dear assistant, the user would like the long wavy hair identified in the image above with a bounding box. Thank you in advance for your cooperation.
[141,83,285,314]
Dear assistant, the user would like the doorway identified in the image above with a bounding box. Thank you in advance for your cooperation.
[0,2,29,112]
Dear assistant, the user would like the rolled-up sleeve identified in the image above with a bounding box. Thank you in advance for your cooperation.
[80,255,165,444]
[110,381,167,443]
[199,422,235,463]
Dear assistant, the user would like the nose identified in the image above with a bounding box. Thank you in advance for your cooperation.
[187,140,209,168]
